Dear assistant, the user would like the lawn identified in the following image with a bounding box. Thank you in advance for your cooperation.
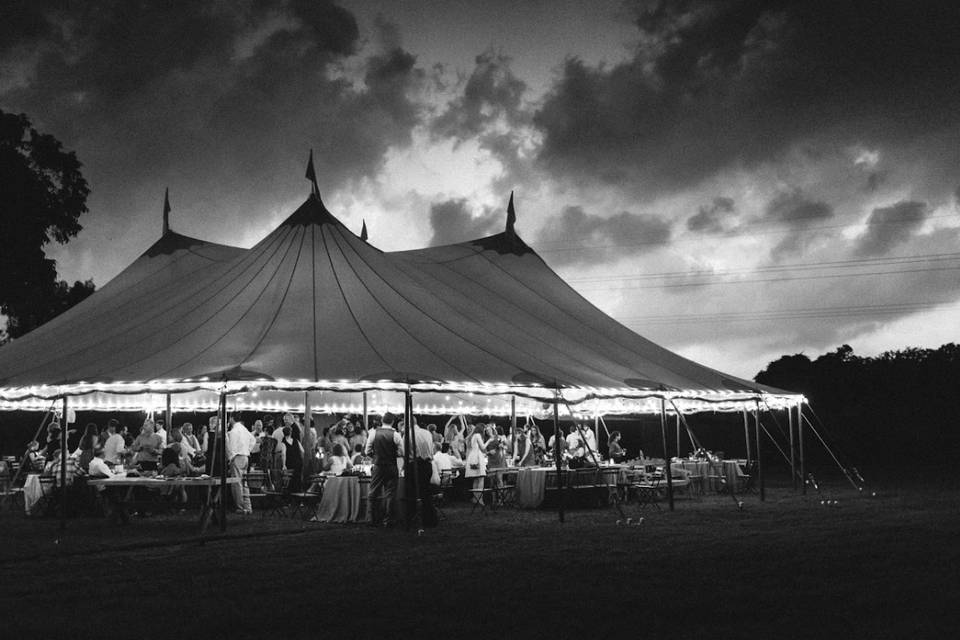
[0,473,957,639]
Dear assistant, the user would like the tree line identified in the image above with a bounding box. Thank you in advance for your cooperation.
[755,343,960,466]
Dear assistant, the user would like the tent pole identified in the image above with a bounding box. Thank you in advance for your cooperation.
[660,397,674,511]
[798,402,806,495]
[743,408,751,463]
[788,403,796,491]
[165,394,172,436]
[594,411,600,459]
[404,388,419,529]
[553,387,564,523]
[59,396,69,533]
[218,391,228,532]
[303,392,314,480]
[510,396,517,459]
[675,412,681,458]
[362,391,368,431]
[755,400,765,502]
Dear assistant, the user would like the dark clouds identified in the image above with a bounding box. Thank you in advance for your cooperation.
[428,198,502,246]
[855,200,928,257]
[763,189,833,260]
[538,205,672,266]
[533,0,960,196]
[688,196,736,233]
[0,1,424,237]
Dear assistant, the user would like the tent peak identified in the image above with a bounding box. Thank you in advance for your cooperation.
[505,191,516,238]
[279,195,341,228]
[162,188,171,235]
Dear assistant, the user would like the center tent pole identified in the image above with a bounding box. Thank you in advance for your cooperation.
[553,387,564,523]
[59,396,69,533]
[510,396,517,459]
[754,400,764,502]
[788,403,796,491]
[743,408,751,463]
[404,388,420,529]
[165,393,172,437]
[659,397,674,511]
[218,391,228,532]
[798,402,806,495]
[362,391,368,431]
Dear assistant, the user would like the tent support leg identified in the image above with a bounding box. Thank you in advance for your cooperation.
[219,392,228,532]
[404,388,420,530]
[660,397,674,511]
[59,396,69,534]
[165,394,172,437]
[755,400,765,502]
[799,403,806,495]
[743,408,751,463]
[553,388,564,523]
[675,413,681,458]
[789,404,796,491]
[510,396,517,460]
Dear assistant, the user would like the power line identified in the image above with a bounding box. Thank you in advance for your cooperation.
[577,265,960,290]
[615,300,955,325]
[564,252,960,283]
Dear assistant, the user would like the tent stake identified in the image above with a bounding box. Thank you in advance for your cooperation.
[754,400,765,501]
[799,403,806,495]
[218,391,228,532]
[59,396,68,533]
[553,387,564,523]
[660,397,674,511]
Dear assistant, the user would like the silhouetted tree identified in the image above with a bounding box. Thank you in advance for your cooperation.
[0,108,90,338]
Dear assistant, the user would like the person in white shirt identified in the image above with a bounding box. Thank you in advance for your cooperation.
[433,442,464,472]
[226,417,256,514]
[102,420,126,467]
[155,420,168,448]
[88,447,128,523]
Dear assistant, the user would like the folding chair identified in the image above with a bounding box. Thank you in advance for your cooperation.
[493,470,518,508]
[261,469,292,519]
[739,460,757,494]
[290,474,325,521]
[630,475,662,511]
[33,476,58,517]
[433,469,457,520]
[469,475,493,514]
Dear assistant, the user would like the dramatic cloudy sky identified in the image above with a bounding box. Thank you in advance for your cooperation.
[3,0,959,378]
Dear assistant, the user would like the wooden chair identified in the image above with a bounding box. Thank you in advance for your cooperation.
[261,469,292,519]
[290,474,325,520]
[630,474,662,511]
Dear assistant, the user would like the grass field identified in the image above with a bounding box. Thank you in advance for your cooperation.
[1,473,957,639]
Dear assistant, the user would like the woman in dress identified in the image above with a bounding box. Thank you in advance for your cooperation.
[515,425,536,467]
[279,426,303,492]
[608,431,627,463]
[463,423,487,490]
[443,416,467,460]
[484,424,506,469]
[76,423,99,472]
[324,443,353,475]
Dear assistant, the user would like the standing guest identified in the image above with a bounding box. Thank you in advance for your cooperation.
[348,423,365,452]
[155,420,168,448]
[565,425,584,458]
[197,423,209,454]
[132,420,162,471]
[464,424,488,491]
[443,417,466,459]
[23,441,42,472]
[204,416,220,475]
[427,424,443,449]
[76,423,99,472]
[410,417,439,527]
[514,426,535,467]
[364,412,403,527]
[278,426,303,492]
[102,420,126,467]
[331,421,350,453]
[608,431,627,463]
[484,425,506,469]
[226,417,255,514]
[583,426,598,459]
[273,413,294,442]
[43,423,62,459]
[250,420,264,466]
[350,443,366,465]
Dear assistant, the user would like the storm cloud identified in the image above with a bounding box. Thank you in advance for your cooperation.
[856,200,928,257]
[428,198,502,246]
[537,205,672,266]
[763,189,833,260]
[533,1,960,196]
[688,196,736,233]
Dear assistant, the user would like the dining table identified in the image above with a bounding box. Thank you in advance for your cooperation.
[675,459,742,492]
[313,475,370,523]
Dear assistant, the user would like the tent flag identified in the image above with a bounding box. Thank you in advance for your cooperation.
[305,149,319,197]
[162,188,171,235]
[360,219,368,242]
[505,191,516,237]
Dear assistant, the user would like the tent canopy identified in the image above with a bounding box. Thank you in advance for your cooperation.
[0,193,799,411]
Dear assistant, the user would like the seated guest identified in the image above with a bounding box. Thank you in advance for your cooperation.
[88,447,120,478]
[43,424,62,458]
[350,443,365,465]
[88,448,128,523]
[433,442,464,472]
[24,440,43,472]
[132,421,163,471]
[608,431,627,463]
[324,443,353,475]
[76,423,99,472]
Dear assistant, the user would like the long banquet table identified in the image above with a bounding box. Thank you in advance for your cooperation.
[88,475,239,533]
[675,460,742,492]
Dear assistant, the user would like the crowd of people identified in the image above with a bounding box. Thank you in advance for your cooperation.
[17,411,630,523]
